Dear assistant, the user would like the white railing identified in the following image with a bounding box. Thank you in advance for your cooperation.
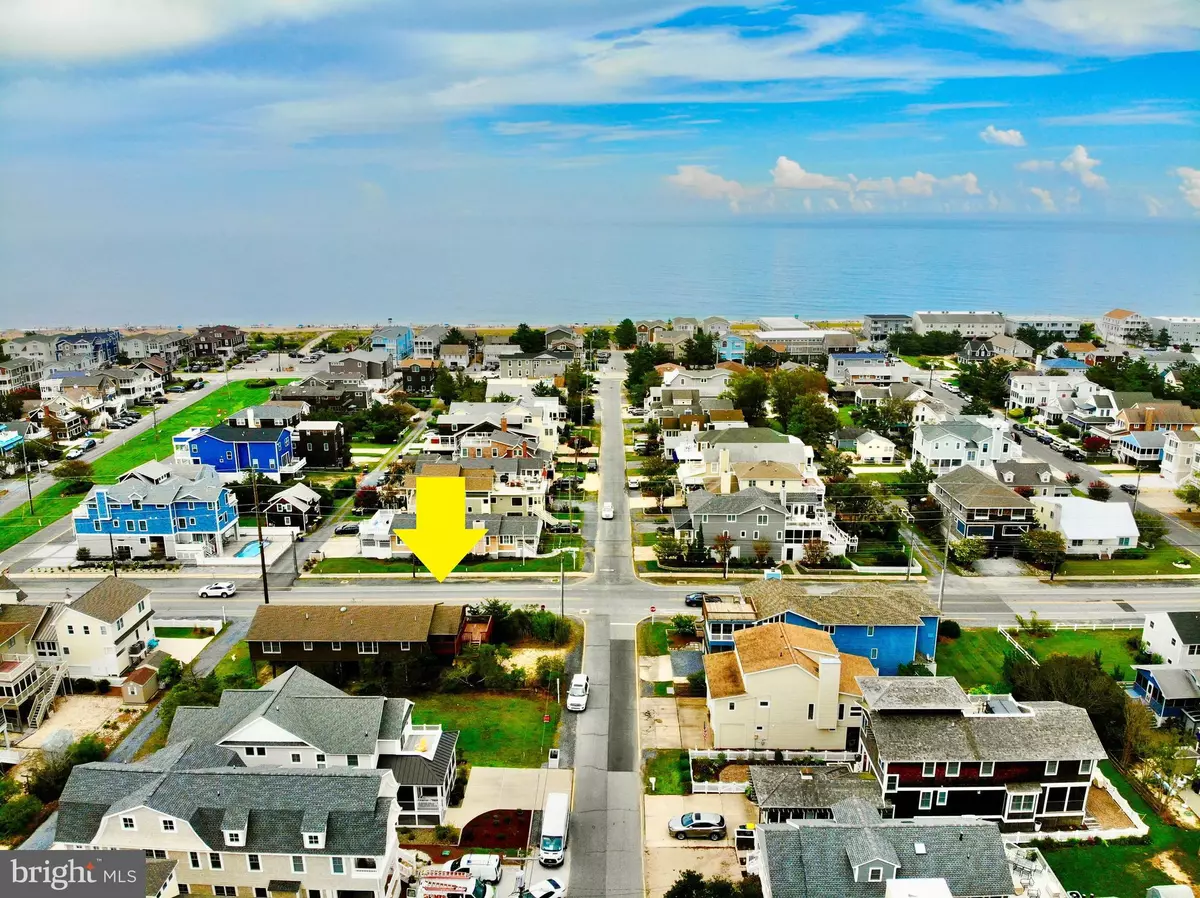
[692,781,749,794]
[997,627,1039,665]
[152,617,225,632]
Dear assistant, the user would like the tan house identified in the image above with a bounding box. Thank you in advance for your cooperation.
[703,623,875,751]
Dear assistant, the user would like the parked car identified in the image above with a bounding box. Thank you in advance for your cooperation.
[333,522,360,535]
[1036,432,1055,444]
[190,380,206,390]
[524,880,567,898]
[1050,441,1071,453]
[167,385,186,393]
[1063,449,1085,462]
[683,592,713,607]
[154,395,169,403]
[441,855,502,885]
[198,581,237,598]
[566,674,590,712]
[545,520,579,534]
[627,476,641,490]
[601,502,614,520]
[668,812,726,841]
[82,438,97,451]
[107,420,126,429]
[586,459,598,472]
[1120,483,1140,496]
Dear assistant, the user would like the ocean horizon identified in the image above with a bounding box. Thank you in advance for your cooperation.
[7,217,1199,328]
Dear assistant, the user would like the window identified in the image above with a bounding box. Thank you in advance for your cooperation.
[1045,760,1059,776]
[161,819,175,832]
[936,790,948,806]
[866,625,875,637]
[979,761,994,778]
[261,641,281,654]
[347,755,359,767]
[727,514,736,522]
[126,520,135,532]
[867,867,883,883]
[757,514,768,525]
[121,816,136,830]
[292,856,305,874]
[93,521,102,532]
[331,858,345,875]
[291,752,302,764]
[886,774,899,792]
[188,853,201,870]
[331,642,341,651]
[922,761,936,777]
[226,832,241,845]
[210,854,222,870]
[918,790,934,810]
[1079,759,1094,775]
[758,700,770,708]
[178,887,190,895]
[400,641,411,651]
[870,648,878,660]
[67,625,74,635]
[247,855,261,872]
[256,890,268,898]
[82,626,90,635]
[727,702,735,711]
[807,704,815,720]
[316,753,326,768]
[306,834,321,847]
[357,641,378,654]
[1010,794,1037,814]
[145,850,167,860]
[945,762,960,778]
[302,641,313,651]
[739,530,747,538]
[214,887,237,897]
[309,892,322,898]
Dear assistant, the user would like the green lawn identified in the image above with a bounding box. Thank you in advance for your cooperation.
[933,629,1011,691]
[643,749,690,795]
[1016,628,1140,680]
[637,621,671,656]
[837,406,856,426]
[90,381,286,482]
[1057,542,1199,577]
[856,472,902,483]
[154,626,215,638]
[311,555,569,574]
[0,482,88,554]
[541,533,585,551]
[652,681,675,697]
[212,640,255,682]
[410,692,560,767]
[1041,761,1200,897]
[638,532,660,547]
[325,329,372,348]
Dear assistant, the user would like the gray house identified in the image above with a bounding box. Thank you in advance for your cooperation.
[671,487,796,564]
[328,351,394,383]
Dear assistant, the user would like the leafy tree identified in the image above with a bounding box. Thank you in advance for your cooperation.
[1021,529,1066,579]
[1176,483,1200,507]
[653,534,684,565]
[613,318,638,349]
[641,455,677,479]
[819,447,852,479]
[355,486,380,511]
[0,794,43,837]
[584,327,611,350]
[53,459,94,481]
[825,477,899,540]
[624,344,670,405]
[688,524,708,564]
[852,397,915,435]
[786,394,840,452]
[441,327,468,346]
[752,538,772,563]
[1082,435,1110,456]
[960,396,992,416]
[769,367,825,428]
[157,656,183,689]
[1086,480,1111,502]
[948,537,988,566]
[0,391,24,420]
[801,539,830,567]
[1181,341,1194,354]
[743,344,778,368]
[1133,511,1169,548]
[510,323,546,354]
[682,328,718,368]
[887,330,964,357]
[894,461,936,505]
[1004,653,1127,752]
[1086,356,1164,396]
[1077,322,1098,343]
[671,614,698,638]
[532,381,561,398]
[1015,325,1066,354]
[1057,422,1080,439]
[723,370,770,424]
[957,358,1022,409]
[712,533,735,574]
[1065,472,1082,486]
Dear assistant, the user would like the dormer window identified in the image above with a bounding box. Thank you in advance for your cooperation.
[305,833,324,849]
[867,868,883,883]
[224,831,243,846]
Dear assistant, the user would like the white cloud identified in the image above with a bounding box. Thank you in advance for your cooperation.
[905,100,1010,114]
[853,170,981,196]
[1174,167,1200,209]
[979,124,1026,146]
[1042,104,1195,126]
[824,197,840,211]
[923,0,1200,55]
[492,120,689,142]
[771,157,852,191]
[666,165,747,210]
[0,0,373,62]
[1017,159,1056,171]
[1059,145,1107,189]
[1143,195,1165,217]
[1029,187,1056,212]
[803,197,813,212]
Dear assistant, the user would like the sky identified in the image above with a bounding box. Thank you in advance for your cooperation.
[0,0,1198,322]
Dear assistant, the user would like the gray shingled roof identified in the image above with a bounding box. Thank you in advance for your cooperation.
[857,677,971,712]
[144,859,177,897]
[687,487,786,517]
[749,766,887,811]
[70,576,151,624]
[933,465,1034,509]
[1167,612,1200,645]
[759,805,1012,898]
[380,730,459,786]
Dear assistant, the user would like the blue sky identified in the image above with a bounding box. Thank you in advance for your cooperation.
[0,0,1197,317]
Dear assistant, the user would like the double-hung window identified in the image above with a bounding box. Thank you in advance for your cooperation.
[918,790,934,810]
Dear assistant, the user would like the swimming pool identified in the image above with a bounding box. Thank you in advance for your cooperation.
[234,539,270,558]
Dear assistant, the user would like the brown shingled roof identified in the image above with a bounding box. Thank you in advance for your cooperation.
[733,623,838,674]
[429,603,465,636]
[707,409,745,423]
[124,666,156,685]
[70,576,151,624]
[703,651,746,698]
[1105,309,1137,319]
[247,604,437,643]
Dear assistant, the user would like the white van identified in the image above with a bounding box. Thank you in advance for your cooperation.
[441,855,502,884]
[539,792,570,867]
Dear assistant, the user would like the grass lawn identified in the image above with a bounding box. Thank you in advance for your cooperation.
[410,692,560,767]
[212,640,255,682]
[325,329,371,348]
[154,626,216,638]
[638,621,671,656]
[1016,628,1140,680]
[857,472,902,483]
[638,532,660,547]
[0,482,88,554]
[89,381,286,483]
[311,555,568,574]
[837,405,856,426]
[349,441,397,450]
[577,425,601,446]
[1041,760,1200,897]
[541,533,585,551]
[652,681,675,697]
[643,749,690,795]
[1057,542,1199,577]
[933,629,1010,691]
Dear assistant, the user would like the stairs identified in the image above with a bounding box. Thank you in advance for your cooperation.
[29,664,68,729]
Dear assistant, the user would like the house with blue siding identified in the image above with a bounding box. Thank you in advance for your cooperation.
[703,581,939,675]
[173,424,304,482]
[718,332,747,362]
[1132,666,1200,728]
[55,330,121,366]
[371,325,415,360]
[73,461,240,561]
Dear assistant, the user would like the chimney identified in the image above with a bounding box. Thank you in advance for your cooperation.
[500,416,508,432]
[815,655,841,730]
[1035,353,1043,370]
[246,407,256,428]
[719,448,731,494]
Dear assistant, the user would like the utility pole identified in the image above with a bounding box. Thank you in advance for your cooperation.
[18,437,34,514]
[108,532,119,576]
[559,553,565,620]
[937,532,951,611]
[251,474,270,604]
[1131,464,1143,514]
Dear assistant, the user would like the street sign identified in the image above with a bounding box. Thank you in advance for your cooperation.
[650,605,656,613]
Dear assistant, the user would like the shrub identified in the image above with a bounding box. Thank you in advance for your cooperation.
[0,794,44,837]
[1065,472,1082,486]
[938,620,962,640]
[671,614,698,638]
[94,679,111,695]
[433,824,460,843]
[75,546,92,562]
[72,677,96,694]
[62,479,94,496]
[1087,480,1111,502]
[245,378,278,388]
[687,669,707,696]
[532,655,566,689]
[1058,422,1080,439]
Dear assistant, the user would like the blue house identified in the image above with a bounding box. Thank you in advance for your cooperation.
[718,332,747,363]
[704,582,939,675]
[173,424,303,482]
[1132,665,1200,728]
[371,325,415,361]
[55,330,120,365]
[73,460,240,560]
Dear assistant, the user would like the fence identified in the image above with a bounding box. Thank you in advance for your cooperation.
[688,748,861,792]
[152,617,226,631]
[996,627,1039,665]
[847,560,923,575]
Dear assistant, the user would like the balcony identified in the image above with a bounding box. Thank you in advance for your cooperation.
[0,654,53,708]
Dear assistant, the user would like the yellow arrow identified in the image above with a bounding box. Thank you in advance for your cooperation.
[394,477,487,582]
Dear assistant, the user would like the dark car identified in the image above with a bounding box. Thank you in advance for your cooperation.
[683,592,722,607]
[586,460,598,472]
[1036,432,1055,444]
[1119,483,1140,496]
[668,812,726,841]
[1063,449,1085,462]
[333,522,360,535]
[546,520,580,534]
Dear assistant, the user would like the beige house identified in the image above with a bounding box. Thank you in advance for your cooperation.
[56,577,155,678]
[854,431,895,464]
[703,623,875,751]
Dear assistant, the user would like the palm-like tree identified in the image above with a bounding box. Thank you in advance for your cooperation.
[272,335,286,371]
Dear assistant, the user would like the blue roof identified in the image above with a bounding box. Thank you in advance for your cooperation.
[1042,358,1088,369]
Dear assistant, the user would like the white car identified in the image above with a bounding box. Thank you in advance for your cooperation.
[525,880,567,898]
[566,674,590,711]
[626,476,641,490]
[601,502,614,519]
[198,581,237,598]
[64,447,84,460]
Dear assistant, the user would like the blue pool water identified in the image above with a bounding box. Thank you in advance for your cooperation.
[235,540,270,558]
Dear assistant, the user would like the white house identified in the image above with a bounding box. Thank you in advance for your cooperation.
[911,311,1005,338]
[1032,496,1139,558]
[911,417,1017,474]
[1147,316,1200,346]
[1004,315,1084,339]
[653,367,735,399]
[54,577,155,678]
[854,431,896,464]
[1163,431,1200,487]
[1007,374,1091,417]
[1142,612,1200,668]
[1098,308,1147,345]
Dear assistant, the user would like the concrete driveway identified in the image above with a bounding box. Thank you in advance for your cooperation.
[639,697,682,750]
[644,794,757,849]
[644,847,741,898]
[445,767,574,829]
[677,699,711,749]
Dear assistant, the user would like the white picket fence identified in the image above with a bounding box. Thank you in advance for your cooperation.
[996,627,1039,665]
[1003,771,1149,844]
[688,748,860,792]
[153,617,226,631]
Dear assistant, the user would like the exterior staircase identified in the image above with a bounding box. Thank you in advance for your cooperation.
[29,663,69,729]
